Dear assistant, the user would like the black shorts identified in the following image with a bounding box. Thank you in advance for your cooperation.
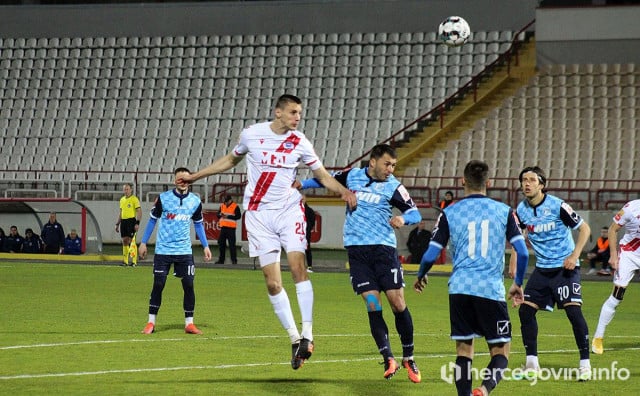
[449,294,511,344]
[152,254,195,280]
[523,267,583,311]
[347,245,404,294]
[120,218,137,238]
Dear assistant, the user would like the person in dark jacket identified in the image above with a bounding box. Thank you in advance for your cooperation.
[23,228,44,253]
[41,212,65,254]
[63,229,83,255]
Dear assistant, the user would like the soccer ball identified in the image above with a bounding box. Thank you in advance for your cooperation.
[438,16,471,47]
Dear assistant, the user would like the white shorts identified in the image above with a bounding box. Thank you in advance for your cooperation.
[244,202,307,264]
[613,250,640,288]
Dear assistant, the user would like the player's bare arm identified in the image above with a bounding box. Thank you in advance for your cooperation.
[507,283,524,307]
[413,276,428,293]
[564,221,591,270]
[180,153,243,184]
[389,215,405,229]
[312,167,357,210]
[608,221,621,270]
[138,242,147,260]
[202,246,212,261]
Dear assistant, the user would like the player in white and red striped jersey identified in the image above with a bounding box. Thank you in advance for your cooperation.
[592,199,640,354]
[180,94,356,369]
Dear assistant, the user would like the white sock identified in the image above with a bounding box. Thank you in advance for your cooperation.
[594,295,620,338]
[296,280,314,340]
[268,289,300,343]
[185,317,194,326]
[148,314,156,324]
[580,359,591,369]
[525,355,539,369]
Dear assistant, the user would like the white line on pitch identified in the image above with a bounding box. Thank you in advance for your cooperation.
[2,347,640,381]
[2,332,639,351]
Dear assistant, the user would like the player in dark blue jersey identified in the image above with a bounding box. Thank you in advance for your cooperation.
[138,167,212,335]
[510,166,592,381]
[300,144,423,383]
[414,160,529,396]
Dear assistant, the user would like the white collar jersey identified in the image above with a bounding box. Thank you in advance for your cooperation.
[233,121,322,211]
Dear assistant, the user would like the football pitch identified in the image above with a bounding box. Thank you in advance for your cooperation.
[1,261,638,395]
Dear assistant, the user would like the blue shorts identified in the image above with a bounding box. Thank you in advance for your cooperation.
[449,294,511,344]
[347,245,404,294]
[523,267,583,311]
[153,254,195,280]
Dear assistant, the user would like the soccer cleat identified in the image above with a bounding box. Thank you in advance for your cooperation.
[472,388,486,396]
[592,337,604,354]
[383,358,400,379]
[290,338,316,370]
[184,323,203,334]
[586,268,597,275]
[513,364,541,381]
[291,338,315,369]
[141,322,155,334]
[403,359,422,383]
[578,366,592,381]
[291,342,304,370]
[597,269,611,276]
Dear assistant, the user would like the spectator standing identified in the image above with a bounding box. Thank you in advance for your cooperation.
[302,195,316,272]
[215,194,241,265]
[587,226,611,275]
[23,228,44,253]
[4,225,24,253]
[41,212,65,254]
[0,227,6,252]
[63,229,83,255]
[440,190,455,209]
[179,94,357,370]
[406,220,431,263]
[116,183,142,266]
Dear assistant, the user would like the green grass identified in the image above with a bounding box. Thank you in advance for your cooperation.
[0,262,638,395]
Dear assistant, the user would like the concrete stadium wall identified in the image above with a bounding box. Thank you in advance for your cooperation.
[0,0,537,38]
[536,5,640,64]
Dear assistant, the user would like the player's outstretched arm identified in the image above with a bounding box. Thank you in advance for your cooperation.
[311,167,357,210]
[180,153,243,184]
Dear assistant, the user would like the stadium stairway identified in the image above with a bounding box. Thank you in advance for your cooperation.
[395,38,537,174]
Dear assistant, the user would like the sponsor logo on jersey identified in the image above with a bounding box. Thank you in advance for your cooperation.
[166,213,191,221]
[526,222,556,233]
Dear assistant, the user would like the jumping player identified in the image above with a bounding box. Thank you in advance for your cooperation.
[179,94,356,369]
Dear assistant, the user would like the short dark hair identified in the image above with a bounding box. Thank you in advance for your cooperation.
[224,194,232,202]
[370,144,396,160]
[275,94,302,109]
[463,160,489,190]
[518,166,546,186]
[174,167,191,175]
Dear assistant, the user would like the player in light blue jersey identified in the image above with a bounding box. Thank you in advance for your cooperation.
[300,144,423,383]
[511,166,592,381]
[414,160,529,396]
[138,167,212,335]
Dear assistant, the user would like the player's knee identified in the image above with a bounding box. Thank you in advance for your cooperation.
[153,275,167,288]
[563,304,585,323]
[364,294,383,312]
[181,276,194,290]
[612,285,626,301]
[518,304,537,325]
